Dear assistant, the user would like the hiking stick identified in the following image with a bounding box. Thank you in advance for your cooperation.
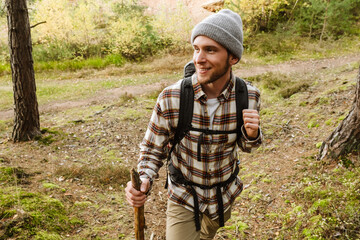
[131,168,145,240]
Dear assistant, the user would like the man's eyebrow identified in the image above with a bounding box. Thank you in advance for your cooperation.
[193,44,219,49]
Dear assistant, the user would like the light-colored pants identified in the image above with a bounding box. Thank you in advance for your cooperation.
[166,200,231,240]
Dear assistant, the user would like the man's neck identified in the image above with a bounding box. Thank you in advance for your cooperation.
[202,72,232,99]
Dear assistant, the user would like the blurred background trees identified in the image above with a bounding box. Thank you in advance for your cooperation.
[0,0,359,70]
[225,0,360,38]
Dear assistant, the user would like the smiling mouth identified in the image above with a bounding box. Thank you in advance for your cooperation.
[197,68,211,74]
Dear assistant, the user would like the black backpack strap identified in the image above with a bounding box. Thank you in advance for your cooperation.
[165,76,194,189]
[171,77,194,151]
[235,77,249,139]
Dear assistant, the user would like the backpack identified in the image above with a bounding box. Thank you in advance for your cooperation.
[168,63,249,160]
[164,62,249,230]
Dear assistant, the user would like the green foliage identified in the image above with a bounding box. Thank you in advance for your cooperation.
[34,231,62,240]
[245,30,301,59]
[42,183,60,190]
[150,1,193,53]
[0,187,81,239]
[279,82,310,98]
[294,0,360,39]
[281,162,360,239]
[225,0,291,33]
[1,0,359,71]
[34,128,64,145]
[307,119,319,129]
[225,0,360,39]
[0,120,11,132]
[26,0,184,63]
[107,5,165,60]
[0,62,11,75]
[247,72,309,99]
[0,167,30,185]
[0,1,6,18]
[316,142,323,148]
[33,54,125,72]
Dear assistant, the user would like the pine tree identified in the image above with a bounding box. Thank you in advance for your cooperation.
[6,0,41,141]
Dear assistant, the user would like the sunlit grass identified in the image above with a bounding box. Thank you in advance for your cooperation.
[0,69,181,111]
[242,35,360,65]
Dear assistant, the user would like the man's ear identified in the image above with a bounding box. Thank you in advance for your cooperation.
[230,54,239,65]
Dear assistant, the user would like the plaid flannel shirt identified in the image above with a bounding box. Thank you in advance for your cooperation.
[138,73,262,220]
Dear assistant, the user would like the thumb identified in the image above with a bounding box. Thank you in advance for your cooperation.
[140,178,150,193]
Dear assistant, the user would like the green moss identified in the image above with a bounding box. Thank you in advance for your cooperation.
[1,209,17,219]
[307,119,319,129]
[318,96,330,105]
[262,178,273,183]
[34,231,62,240]
[0,187,81,239]
[299,101,309,107]
[0,167,15,183]
[325,118,333,126]
[309,199,331,214]
[0,119,11,132]
[251,194,262,202]
[265,212,279,220]
[224,217,249,232]
[42,183,60,190]
[121,108,144,121]
[74,201,93,209]
[279,82,310,98]
[338,115,346,121]
[316,142,323,148]
[0,167,29,184]
[260,108,275,116]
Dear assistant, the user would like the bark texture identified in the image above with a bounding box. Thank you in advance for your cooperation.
[318,67,360,160]
[6,0,40,141]
[131,168,145,240]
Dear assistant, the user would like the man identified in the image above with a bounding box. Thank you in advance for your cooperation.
[125,9,262,240]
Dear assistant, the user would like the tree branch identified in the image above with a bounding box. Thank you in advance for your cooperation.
[30,21,46,28]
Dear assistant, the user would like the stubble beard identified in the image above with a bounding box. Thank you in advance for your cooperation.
[197,56,231,85]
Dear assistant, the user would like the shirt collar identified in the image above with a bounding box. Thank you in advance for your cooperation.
[192,72,235,102]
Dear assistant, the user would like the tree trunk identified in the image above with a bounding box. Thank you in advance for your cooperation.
[6,0,41,141]
[319,0,330,44]
[318,67,360,160]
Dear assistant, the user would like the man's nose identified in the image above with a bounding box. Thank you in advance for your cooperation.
[194,50,206,63]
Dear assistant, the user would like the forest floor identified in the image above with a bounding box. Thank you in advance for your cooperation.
[0,52,359,239]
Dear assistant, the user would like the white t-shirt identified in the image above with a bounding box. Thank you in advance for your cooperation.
[207,98,220,129]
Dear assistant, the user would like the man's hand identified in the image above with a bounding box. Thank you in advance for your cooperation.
[125,178,150,208]
[242,109,260,139]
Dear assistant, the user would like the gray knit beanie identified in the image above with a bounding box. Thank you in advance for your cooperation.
[191,9,243,61]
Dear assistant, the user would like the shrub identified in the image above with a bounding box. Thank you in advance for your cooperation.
[225,0,360,39]
[28,0,185,62]
[294,0,360,39]
[150,1,193,53]
[225,0,291,34]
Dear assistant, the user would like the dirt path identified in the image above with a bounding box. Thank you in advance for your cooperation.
[0,54,359,121]
[1,52,359,239]
[236,54,359,77]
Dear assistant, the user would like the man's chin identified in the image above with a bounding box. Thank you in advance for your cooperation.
[197,76,210,84]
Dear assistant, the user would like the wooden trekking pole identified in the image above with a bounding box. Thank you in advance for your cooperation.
[131,168,145,240]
